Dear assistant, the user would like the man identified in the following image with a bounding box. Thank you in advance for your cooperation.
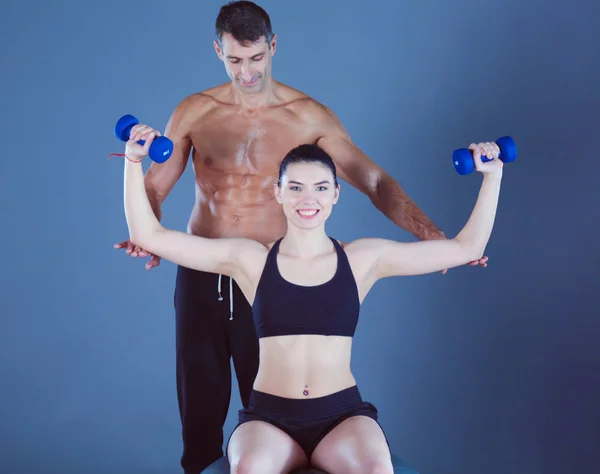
[114,1,487,472]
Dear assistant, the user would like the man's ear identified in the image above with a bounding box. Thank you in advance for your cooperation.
[214,40,224,60]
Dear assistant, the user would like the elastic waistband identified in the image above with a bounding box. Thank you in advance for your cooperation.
[176,266,235,320]
[248,385,362,418]
[176,265,224,282]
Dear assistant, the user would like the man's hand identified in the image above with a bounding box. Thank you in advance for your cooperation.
[466,256,488,269]
[114,239,162,270]
[429,231,488,274]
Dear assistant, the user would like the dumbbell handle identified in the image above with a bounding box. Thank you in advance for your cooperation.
[478,154,496,163]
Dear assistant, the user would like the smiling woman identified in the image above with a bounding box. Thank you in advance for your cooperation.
[275,144,341,229]
[120,122,504,474]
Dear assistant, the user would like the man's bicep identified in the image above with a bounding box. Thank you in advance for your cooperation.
[318,132,382,195]
[145,102,195,201]
[311,103,381,192]
[145,135,192,199]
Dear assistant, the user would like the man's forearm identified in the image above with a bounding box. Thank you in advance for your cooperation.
[372,174,445,241]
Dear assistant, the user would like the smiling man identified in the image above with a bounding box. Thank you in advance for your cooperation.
[113,1,487,472]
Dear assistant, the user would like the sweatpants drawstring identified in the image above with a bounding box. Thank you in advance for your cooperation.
[217,273,234,320]
[217,273,223,301]
[229,277,233,320]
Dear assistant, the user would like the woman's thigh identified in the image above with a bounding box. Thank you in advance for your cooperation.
[310,415,393,474]
[227,420,309,474]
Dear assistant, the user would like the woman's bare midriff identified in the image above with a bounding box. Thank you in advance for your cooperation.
[253,335,357,399]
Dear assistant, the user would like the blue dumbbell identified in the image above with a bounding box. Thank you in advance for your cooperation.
[114,114,173,163]
[452,136,517,175]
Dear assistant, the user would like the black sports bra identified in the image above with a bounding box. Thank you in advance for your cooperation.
[252,237,360,338]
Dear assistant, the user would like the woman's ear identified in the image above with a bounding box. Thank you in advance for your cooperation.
[333,184,341,204]
[274,183,283,204]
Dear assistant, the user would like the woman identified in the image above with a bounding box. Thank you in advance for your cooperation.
[121,124,504,474]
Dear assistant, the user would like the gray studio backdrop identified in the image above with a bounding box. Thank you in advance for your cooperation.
[1,0,599,473]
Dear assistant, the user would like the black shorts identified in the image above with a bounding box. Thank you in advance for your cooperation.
[227,385,390,459]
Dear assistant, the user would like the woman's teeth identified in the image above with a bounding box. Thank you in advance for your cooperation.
[298,209,319,218]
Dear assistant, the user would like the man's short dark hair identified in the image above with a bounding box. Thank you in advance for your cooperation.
[215,1,273,47]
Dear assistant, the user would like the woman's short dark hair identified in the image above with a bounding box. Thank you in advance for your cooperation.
[278,144,339,187]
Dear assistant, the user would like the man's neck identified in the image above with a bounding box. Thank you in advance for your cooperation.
[232,77,278,111]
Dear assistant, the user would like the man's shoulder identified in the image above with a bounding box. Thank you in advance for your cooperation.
[174,86,227,116]
[277,83,335,124]
[165,89,226,135]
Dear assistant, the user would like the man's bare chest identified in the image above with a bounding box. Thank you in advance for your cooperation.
[190,113,319,173]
